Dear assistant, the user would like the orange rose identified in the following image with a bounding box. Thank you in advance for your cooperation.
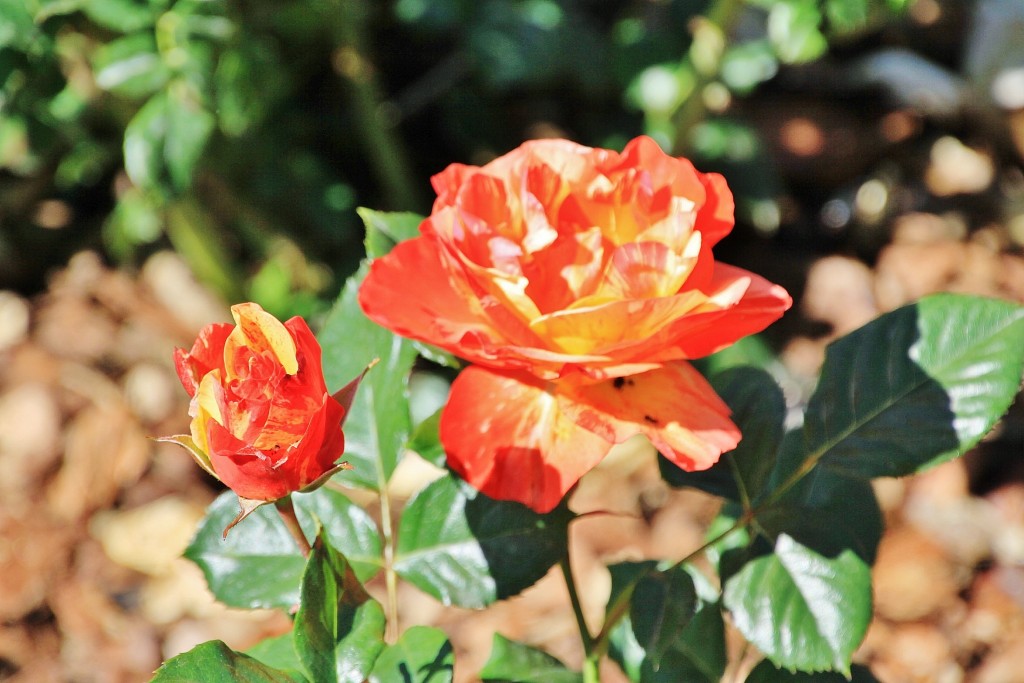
[163,303,358,509]
[359,136,792,512]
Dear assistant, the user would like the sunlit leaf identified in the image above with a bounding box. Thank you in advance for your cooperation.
[151,641,304,683]
[479,634,581,683]
[723,535,871,674]
[394,474,572,608]
[319,262,417,490]
[800,294,1024,480]
[294,531,385,683]
[368,626,454,683]
[185,489,382,609]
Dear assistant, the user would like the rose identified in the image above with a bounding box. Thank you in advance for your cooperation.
[162,302,364,528]
[359,136,792,512]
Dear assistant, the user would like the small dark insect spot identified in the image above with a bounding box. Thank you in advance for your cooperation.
[613,377,625,389]
[643,414,659,424]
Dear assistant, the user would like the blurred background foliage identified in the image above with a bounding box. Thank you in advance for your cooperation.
[2,0,1024,321]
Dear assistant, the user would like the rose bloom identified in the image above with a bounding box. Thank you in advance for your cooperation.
[164,302,351,504]
[360,136,792,512]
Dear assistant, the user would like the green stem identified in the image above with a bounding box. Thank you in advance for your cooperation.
[333,0,422,210]
[274,496,311,559]
[560,554,593,652]
[590,509,753,657]
[379,483,400,643]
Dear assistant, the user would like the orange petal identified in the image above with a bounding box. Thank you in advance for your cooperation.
[440,366,613,513]
[558,361,740,471]
[529,290,707,355]
[360,236,506,349]
[695,172,735,248]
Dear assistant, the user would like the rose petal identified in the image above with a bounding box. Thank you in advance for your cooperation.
[205,393,346,501]
[528,290,707,355]
[440,366,612,513]
[559,361,740,471]
[272,394,346,492]
[360,236,509,350]
[695,172,735,248]
[226,303,299,376]
[174,323,232,397]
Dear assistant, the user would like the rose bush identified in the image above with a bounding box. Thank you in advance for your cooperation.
[359,136,792,512]
[163,302,357,513]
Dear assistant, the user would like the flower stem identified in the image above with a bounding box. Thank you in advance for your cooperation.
[274,496,311,559]
[560,552,598,676]
[378,484,400,642]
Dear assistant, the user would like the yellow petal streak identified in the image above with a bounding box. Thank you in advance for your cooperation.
[227,303,298,376]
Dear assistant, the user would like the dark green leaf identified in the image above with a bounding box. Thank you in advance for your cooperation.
[723,535,871,675]
[605,561,657,624]
[609,605,726,683]
[358,208,424,258]
[746,660,880,682]
[394,474,572,608]
[294,531,386,683]
[606,561,726,682]
[151,641,304,683]
[630,566,698,667]
[319,263,418,491]
[92,33,169,97]
[801,294,1024,480]
[368,626,454,683]
[661,366,785,504]
[479,634,581,682]
[757,464,883,563]
[185,489,382,609]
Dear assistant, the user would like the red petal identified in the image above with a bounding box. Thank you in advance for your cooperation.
[175,323,233,397]
[559,361,740,471]
[206,394,346,501]
[440,366,612,513]
[284,315,329,395]
[205,421,291,501]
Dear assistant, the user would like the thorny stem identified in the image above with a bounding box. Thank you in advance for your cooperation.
[274,496,311,559]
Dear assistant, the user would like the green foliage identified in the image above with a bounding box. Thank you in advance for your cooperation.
[724,535,871,674]
[185,489,382,609]
[151,641,304,682]
[318,261,418,491]
[394,473,573,608]
[293,534,386,683]
[746,660,881,681]
[799,294,1024,479]
[367,627,454,683]
[480,634,581,683]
